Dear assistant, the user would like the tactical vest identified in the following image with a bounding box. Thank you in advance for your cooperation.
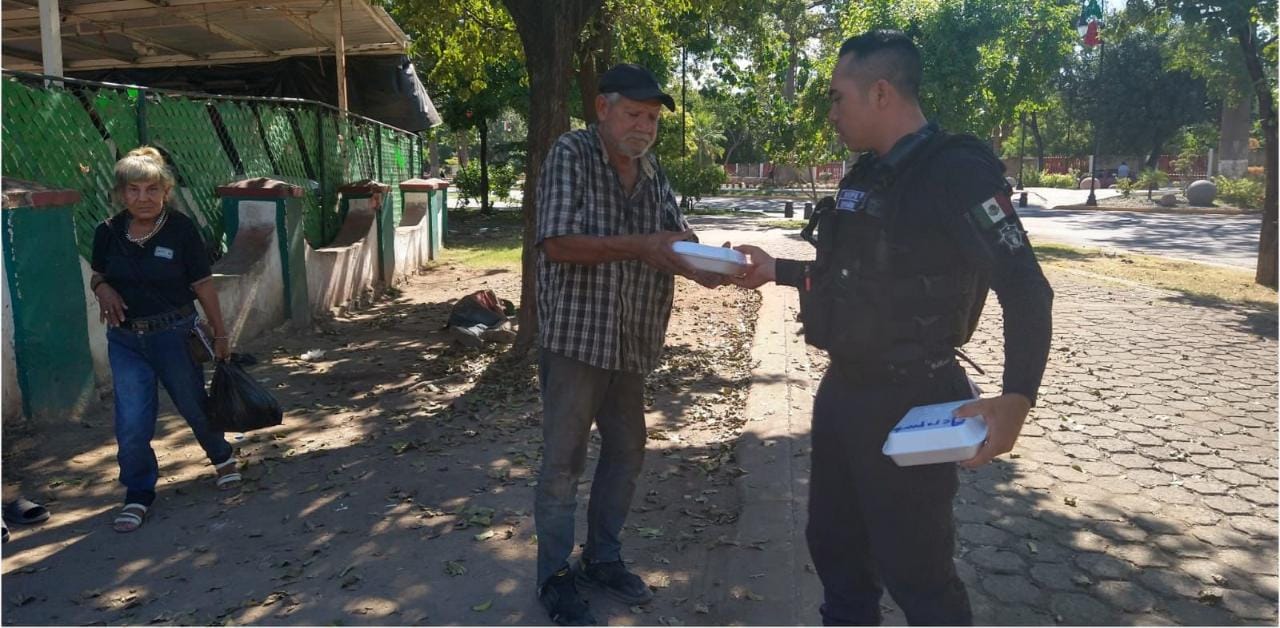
[797,128,993,365]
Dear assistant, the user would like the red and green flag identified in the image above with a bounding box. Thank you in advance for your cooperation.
[1077,0,1103,47]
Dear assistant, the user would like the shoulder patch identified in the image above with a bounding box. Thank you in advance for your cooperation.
[969,194,1015,230]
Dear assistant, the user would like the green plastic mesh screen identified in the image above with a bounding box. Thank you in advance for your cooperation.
[2,74,421,257]
[148,96,235,245]
[215,101,274,175]
[89,87,141,158]
[2,79,119,257]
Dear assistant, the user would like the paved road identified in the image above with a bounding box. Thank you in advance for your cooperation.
[694,214,1279,625]
[696,190,1261,269]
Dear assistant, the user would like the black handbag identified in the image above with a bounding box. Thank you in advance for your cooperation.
[208,360,283,432]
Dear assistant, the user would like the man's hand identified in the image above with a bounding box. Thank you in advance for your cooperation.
[94,284,128,327]
[730,245,777,289]
[638,230,698,276]
[954,393,1032,469]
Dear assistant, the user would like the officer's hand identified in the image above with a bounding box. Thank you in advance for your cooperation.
[640,230,698,276]
[687,242,734,288]
[731,245,776,289]
[954,393,1032,469]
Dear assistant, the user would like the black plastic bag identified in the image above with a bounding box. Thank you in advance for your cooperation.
[208,360,283,433]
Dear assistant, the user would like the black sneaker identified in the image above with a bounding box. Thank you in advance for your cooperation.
[540,567,597,626]
[576,558,654,604]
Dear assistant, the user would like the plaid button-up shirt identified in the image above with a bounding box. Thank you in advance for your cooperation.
[536,126,691,374]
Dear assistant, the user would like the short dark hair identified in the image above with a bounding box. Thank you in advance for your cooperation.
[836,30,922,101]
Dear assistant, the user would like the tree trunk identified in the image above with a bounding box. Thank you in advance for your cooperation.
[428,135,441,177]
[1029,111,1045,171]
[723,130,746,167]
[576,7,611,126]
[1145,142,1161,171]
[503,0,604,353]
[480,118,490,212]
[1234,23,1278,287]
[783,34,798,102]
[456,130,470,168]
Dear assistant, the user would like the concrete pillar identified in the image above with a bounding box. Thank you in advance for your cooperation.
[338,181,394,288]
[216,177,310,332]
[400,177,449,261]
[2,179,92,422]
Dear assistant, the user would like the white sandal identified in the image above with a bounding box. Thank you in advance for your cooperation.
[214,458,242,490]
[113,503,148,533]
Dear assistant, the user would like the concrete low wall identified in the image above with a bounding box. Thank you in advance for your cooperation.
[213,199,287,344]
[80,259,111,386]
[394,192,431,284]
[307,198,380,315]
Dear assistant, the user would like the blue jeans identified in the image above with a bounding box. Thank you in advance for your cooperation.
[107,315,231,507]
[535,351,647,586]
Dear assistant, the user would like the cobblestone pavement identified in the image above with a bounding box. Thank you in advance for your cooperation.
[694,215,1279,625]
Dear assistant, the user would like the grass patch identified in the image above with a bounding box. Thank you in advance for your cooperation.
[762,219,809,230]
[440,209,523,268]
[1036,241,1277,311]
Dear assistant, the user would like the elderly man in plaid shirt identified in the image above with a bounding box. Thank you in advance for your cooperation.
[533,63,726,625]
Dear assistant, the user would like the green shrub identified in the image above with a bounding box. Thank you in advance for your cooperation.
[1039,172,1077,189]
[1022,168,1043,187]
[489,163,520,201]
[1115,177,1135,198]
[1215,176,1264,209]
[666,159,728,209]
[454,161,520,207]
[454,162,483,206]
[1137,169,1169,199]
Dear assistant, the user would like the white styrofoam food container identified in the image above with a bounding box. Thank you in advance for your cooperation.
[671,241,750,275]
[882,399,988,467]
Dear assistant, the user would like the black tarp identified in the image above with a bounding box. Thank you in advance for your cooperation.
[72,54,441,132]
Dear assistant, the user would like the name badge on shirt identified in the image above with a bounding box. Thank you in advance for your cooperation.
[154,246,174,260]
[836,188,868,212]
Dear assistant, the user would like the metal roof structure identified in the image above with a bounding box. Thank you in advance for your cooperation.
[2,0,409,72]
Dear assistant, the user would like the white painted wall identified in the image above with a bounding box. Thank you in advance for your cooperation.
[2,253,23,423]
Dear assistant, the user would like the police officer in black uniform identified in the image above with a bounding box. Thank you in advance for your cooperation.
[733,30,1053,625]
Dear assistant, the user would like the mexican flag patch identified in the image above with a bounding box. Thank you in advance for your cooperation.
[970,194,1015,230]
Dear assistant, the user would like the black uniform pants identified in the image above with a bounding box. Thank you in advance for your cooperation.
[806,359,974,626]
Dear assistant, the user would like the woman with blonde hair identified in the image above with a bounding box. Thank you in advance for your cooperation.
[90,146,240,533]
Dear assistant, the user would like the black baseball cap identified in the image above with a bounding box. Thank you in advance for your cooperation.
[598,63,676,111]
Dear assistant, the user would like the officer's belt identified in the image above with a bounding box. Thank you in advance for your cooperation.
[832,352,957,385]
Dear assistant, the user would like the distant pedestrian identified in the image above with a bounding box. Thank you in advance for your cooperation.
[1117,161,1130,180]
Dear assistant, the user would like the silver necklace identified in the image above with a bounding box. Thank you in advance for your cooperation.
[127,210,168,245]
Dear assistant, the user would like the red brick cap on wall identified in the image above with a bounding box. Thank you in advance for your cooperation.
[216,178,303,199]
[2,179,82,209]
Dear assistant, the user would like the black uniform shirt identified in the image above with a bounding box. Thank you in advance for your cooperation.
[91,210,213,320]
[777,136,1053,405]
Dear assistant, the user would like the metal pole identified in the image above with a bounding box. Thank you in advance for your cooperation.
[1016,111,1026,190]
[681,47,687,158]
[1085,0,1105,207]
[137,91,149,145]
[335,0,348,112]
[38,0,64,85]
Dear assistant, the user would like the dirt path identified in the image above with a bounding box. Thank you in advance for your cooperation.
[2,259,760,626]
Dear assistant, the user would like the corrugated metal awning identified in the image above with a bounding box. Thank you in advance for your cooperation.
[1,0,409,71]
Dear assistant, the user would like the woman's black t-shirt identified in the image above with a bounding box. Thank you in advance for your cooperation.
[90,211,213,319]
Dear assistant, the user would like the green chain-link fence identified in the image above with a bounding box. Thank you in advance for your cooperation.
[1,71,422,258]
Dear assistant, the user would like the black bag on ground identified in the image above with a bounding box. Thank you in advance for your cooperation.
[208,360,283,432]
